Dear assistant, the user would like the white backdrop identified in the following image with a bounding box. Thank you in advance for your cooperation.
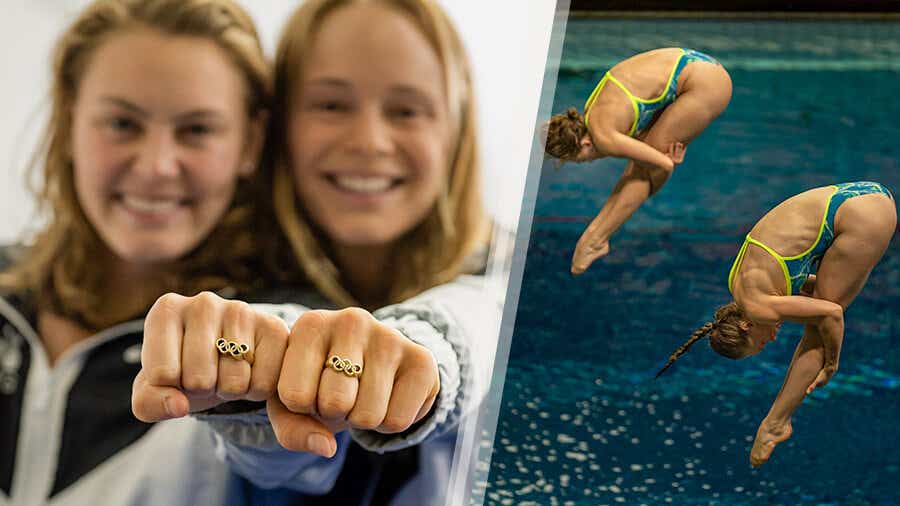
[0,0,555,242]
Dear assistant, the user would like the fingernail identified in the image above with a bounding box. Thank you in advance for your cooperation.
[307,433,334,457]
[163,396,178,418]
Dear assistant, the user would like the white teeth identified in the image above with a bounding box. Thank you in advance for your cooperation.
[333,176,393,193]
[121,195,181,213]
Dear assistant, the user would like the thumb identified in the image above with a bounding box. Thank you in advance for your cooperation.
[267,398,337,458]
[132,369,190,422]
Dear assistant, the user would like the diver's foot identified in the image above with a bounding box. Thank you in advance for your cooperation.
[750,418,793,467]
[571,241,610,276]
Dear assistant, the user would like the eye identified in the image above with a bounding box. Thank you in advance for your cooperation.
[177,122,218,144]
[182,123,213,136]
[313,100,350,113]
[107,116,139,133]
[388,104,427,120]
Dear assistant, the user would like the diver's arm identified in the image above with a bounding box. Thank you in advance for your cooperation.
[598,131,675,173]
[757,295,844,378]
[746,295,842,467]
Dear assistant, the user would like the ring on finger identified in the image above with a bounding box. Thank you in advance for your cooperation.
[216,337,254,365]
[325,354,362,378]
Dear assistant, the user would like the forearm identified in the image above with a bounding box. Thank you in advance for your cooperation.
[605,132,674,173]
[817,309,844,368]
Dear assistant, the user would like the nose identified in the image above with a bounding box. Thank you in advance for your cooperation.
[345,105,393,157]
[134,128,180,177]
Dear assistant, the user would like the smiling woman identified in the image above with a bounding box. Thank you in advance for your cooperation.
[71,27,258,266]
[0,0,270,504]
[264,0,488,311]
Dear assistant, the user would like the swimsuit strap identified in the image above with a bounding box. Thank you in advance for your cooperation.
[583,72,640,135]
[780,186,839,261]
[583,73,610,130]
[583,49,690,136]
[604,73,640,135]
[728,235,793,296]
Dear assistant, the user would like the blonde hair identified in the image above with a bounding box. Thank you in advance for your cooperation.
[544,107,587,161]
[263,0,489,307]
[0,0,271,330]
[655,302,751,378]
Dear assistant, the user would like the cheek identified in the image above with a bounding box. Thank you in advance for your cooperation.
[71,138,128,211]
[406,133,451,203]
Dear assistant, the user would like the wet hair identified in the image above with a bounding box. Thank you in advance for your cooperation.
[655,302,751,378]
[0,0,271,330]
[543,107,588,161]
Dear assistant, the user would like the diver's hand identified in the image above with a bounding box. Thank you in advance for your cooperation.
[571,238,610,276]
[806,362,838,394]
[799,275,817,296]
[666,142,686,164]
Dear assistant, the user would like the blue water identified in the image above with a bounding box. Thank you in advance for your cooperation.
[479,20,900,506]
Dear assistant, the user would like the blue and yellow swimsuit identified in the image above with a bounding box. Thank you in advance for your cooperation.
[728,182,894,296]
[583,48,720,137]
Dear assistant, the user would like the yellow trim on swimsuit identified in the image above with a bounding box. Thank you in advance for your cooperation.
[583,49,686,137]
[728,186,839,296]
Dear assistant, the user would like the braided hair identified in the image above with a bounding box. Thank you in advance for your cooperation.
[654,322,714,378]
[543,107,588,161]
[655,302,751,378]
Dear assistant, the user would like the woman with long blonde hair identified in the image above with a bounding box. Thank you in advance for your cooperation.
[0,0,275,503]
[133,1,501,504]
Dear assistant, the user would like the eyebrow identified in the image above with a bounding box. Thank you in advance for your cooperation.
[389,85,434,100]
[100,96,150,118]
[99,96,226,121]
[304,78,353,90]
[304,79,436,102]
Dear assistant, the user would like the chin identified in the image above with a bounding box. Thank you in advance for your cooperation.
[110,240,193,266]
[326,225,404,249]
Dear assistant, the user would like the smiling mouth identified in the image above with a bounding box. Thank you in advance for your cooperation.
[326,174,403,194]
[116,194,191,213]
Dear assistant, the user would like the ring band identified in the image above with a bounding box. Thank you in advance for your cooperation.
[216,338,254,365]
[325,355,362,378]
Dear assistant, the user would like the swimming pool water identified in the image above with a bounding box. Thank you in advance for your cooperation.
[477,19,900,506]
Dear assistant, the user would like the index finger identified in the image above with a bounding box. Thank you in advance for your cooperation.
[141,293,187,388]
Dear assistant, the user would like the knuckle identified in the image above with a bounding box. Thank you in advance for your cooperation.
[368,343,402,366]
[340,307,371,322]
[152,293,184,315]
[380,413,413,434]
[223,300,253,324]
[181,372,217,393]
[272,424,304,452]
[277,385,316,413]
[292,310,329,343]
[144,365,180,386]
[187,291,221,318]
[196,291,221,305]
[334,307,370,334]
[260,316,289,345]
[247,376,277,402]
[404,346,437,373]
[217,373,249,396]
[318,391,354,419]
[348,409,384,430]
